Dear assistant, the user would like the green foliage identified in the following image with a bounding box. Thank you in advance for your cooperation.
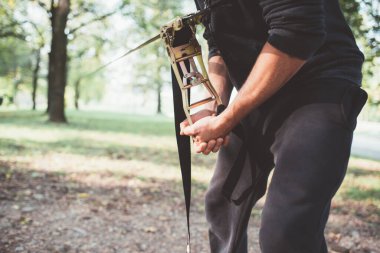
[0,1,26,40]
[0,37,34,104]
[0,39,30,76]
[126,0,188,113]
[0,0,127,109]
[67,31,107,106]
[339,0,380,115]
[65,0,130,108]
[340,0,379,60]
[0,1,48,106]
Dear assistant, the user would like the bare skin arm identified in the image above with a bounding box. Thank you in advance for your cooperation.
[180,55,233,154]
[181,42,306,144]
[206,55,234,110]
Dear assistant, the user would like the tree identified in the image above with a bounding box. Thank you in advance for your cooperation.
[0,2,26,40]
[32,47,42,110]
[33,0,127,122]
[67,15,110,110]
[46,0,70,122]
[68,43,106,110]
[128,0,184,114]
[0,1,28,106]
[27,22,46,110]
[339,0,380,116]
[1,1,50,110]
[0,38,32,106]
[339,0,380,61]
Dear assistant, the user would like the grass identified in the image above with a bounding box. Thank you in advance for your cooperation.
[0,110,216,184]
[0,109,379,208]
[0,109,174,136]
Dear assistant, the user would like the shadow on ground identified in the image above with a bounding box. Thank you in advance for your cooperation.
[0,160,213,253]
[1,160,379,253]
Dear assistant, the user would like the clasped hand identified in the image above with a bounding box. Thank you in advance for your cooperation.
[180,109,230,155]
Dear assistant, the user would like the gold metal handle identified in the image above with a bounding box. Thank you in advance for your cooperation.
[160,19,223,125]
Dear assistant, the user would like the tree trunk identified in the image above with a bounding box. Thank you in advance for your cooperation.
[156,83,162,114]
[48,0,70,123]
[74,78,81,110]
[32,48,41,110]
[46,52,53,113]
[11,68,22,105]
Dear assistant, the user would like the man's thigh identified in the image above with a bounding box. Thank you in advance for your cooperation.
[260,102,354,253]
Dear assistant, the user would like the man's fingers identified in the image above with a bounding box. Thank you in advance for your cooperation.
[223,135,230,146]
[180,120,190,135]
[183,125,198,136]
[203,139,216,155]
[212,138,224,153]
[182,114,197,129]
[180,110,214,135]
[194,136,226,155]
[194,142,207,153]
[180,120,189,129]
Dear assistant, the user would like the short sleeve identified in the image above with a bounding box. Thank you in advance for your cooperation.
[259,0,327,60]
[194,0,221,59]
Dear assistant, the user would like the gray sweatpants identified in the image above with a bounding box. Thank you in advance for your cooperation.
[205,79,367,253]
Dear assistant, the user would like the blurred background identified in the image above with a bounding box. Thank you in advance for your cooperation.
[0,0,379,252]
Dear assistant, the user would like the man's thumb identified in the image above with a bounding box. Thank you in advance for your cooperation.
[182,125,197,136]
[180,120,189,133]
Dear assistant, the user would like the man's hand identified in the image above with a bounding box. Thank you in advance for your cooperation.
[179,55,233,155]
[180,110,229,155]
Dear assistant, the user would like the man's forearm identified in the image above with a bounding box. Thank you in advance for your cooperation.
[218,42,305,132]
[205,55,233,112]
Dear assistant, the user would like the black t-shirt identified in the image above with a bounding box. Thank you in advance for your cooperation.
[195,0,364,88]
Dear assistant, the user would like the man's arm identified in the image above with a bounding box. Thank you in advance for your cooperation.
[180,55,233,154]
[206,55,233,111]
[182,42,305,142]
[217,42,305,134]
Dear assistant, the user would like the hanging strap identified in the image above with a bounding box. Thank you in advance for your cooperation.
[170,2,249,252]
[171,25,193,252]
[172,66,192,252]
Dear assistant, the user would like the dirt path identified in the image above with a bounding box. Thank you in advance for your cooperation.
[0,160,261,253]
[1,158,379,253]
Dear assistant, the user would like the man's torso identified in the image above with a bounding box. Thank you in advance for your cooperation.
[197,0,364,88]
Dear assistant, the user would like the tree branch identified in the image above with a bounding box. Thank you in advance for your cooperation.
[69,10,117,34]
[71,6,94,19]
[0,31,26,40]
[28,21,44,39]
[0,20,26,30]
[31,0,51,14]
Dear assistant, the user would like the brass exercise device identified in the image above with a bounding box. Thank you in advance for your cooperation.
[160,14,223,125]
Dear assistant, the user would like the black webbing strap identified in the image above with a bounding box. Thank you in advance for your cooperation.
[171,26,193,252]
[221,124,248,204]
[170,2,249,251]
[172,68,192,251]
[172,66,247,252]
[215,106,248,203]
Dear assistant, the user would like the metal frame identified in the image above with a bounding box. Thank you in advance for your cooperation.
[160,16,223,125]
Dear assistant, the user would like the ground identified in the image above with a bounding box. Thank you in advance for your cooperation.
[0,110,379,253]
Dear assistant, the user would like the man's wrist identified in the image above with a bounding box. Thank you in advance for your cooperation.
[215,110,235,136]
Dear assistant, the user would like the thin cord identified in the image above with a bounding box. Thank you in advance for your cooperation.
[82,34,160,78]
